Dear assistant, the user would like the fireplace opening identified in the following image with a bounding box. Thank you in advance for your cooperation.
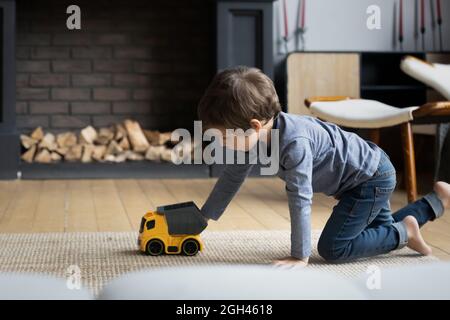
[15,0,215,178]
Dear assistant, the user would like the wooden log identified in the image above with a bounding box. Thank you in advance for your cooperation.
[50,152,62,162]
[20,134,38,149]
[114,152,128,163]
[160,147,173,162]
[143,130,160,145]
[56,147,68,156]
[159,132,172,145]
[81,144,95,163]
[115,123,127,141]
[96,127,115,145]
[80,126,98,145]
[79,135,88,145]
[65,145,83,162]
[145,145,164,161]
[56,132,77,148]
[124,119,150,152]
[104,153,129,163]
[21,145,36,163]
[143,130,173,146]
[106,140,123,156]
[30,126,44,141]
[104,154,116,162]
[126,151,144,161]
[39,133,58,151]
[35,149,52,163]
[92,145,107,162]
[118,137,130,151]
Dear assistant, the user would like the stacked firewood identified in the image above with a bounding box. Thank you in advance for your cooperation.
[20,119,190,164]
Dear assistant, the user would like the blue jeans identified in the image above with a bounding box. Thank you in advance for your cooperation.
[318,151,444,262]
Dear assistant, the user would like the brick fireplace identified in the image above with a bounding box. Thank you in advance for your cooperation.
[10,0,215,178]
[16,0,214,133]
[0,0,276,179]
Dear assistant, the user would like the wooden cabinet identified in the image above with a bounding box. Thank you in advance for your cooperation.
[287,53,360,115]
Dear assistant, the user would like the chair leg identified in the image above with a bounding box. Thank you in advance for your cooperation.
[400,122,418,203]
[369,129,380,145]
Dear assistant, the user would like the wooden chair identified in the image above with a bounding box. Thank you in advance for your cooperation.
[304,56,450,203]
[401,55,450,101]
[304,97,450,203]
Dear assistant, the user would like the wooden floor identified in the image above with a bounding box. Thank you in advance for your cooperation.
[0,178,449,260]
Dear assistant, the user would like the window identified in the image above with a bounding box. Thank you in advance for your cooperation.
[146,220,155,230]
[139,218,146,233]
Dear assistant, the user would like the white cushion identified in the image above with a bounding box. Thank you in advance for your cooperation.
[310,99,418,128]
[401,57,450,100]
[355,262,450,300]
[98,265,367,300]
[0,273,93,300]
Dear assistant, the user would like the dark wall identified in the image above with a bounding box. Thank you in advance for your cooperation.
[15,0,214,133]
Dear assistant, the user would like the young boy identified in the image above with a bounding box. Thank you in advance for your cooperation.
[198,66,450,267]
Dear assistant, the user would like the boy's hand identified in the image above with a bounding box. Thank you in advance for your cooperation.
[272,256,309,268]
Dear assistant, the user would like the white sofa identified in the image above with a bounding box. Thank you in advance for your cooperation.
[98,266,366,300]
[0,273,93,300]
[1,263,450,300]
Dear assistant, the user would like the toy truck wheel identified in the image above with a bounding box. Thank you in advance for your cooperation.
[146,239,165,256]
[181,239,200,256]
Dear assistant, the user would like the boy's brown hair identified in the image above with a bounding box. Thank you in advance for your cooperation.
[198,66,281,129]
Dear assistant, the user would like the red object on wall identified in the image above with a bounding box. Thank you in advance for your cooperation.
[399,0,403,42]
[420,0,425,33]
[437,0,442,23]
[283,0,288,38]
[298,0,306,29]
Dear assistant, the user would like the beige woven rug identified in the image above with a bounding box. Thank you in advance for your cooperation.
[0,230,438,295]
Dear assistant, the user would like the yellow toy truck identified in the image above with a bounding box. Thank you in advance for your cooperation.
[138,201,208,256]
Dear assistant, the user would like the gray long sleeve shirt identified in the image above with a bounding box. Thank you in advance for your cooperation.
[201,112,381,259]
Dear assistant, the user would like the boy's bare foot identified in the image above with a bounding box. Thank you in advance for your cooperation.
[403,216,432,256]
[434,181,450,209]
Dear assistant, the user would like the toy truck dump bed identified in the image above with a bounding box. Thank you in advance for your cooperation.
[156,201,208,235]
